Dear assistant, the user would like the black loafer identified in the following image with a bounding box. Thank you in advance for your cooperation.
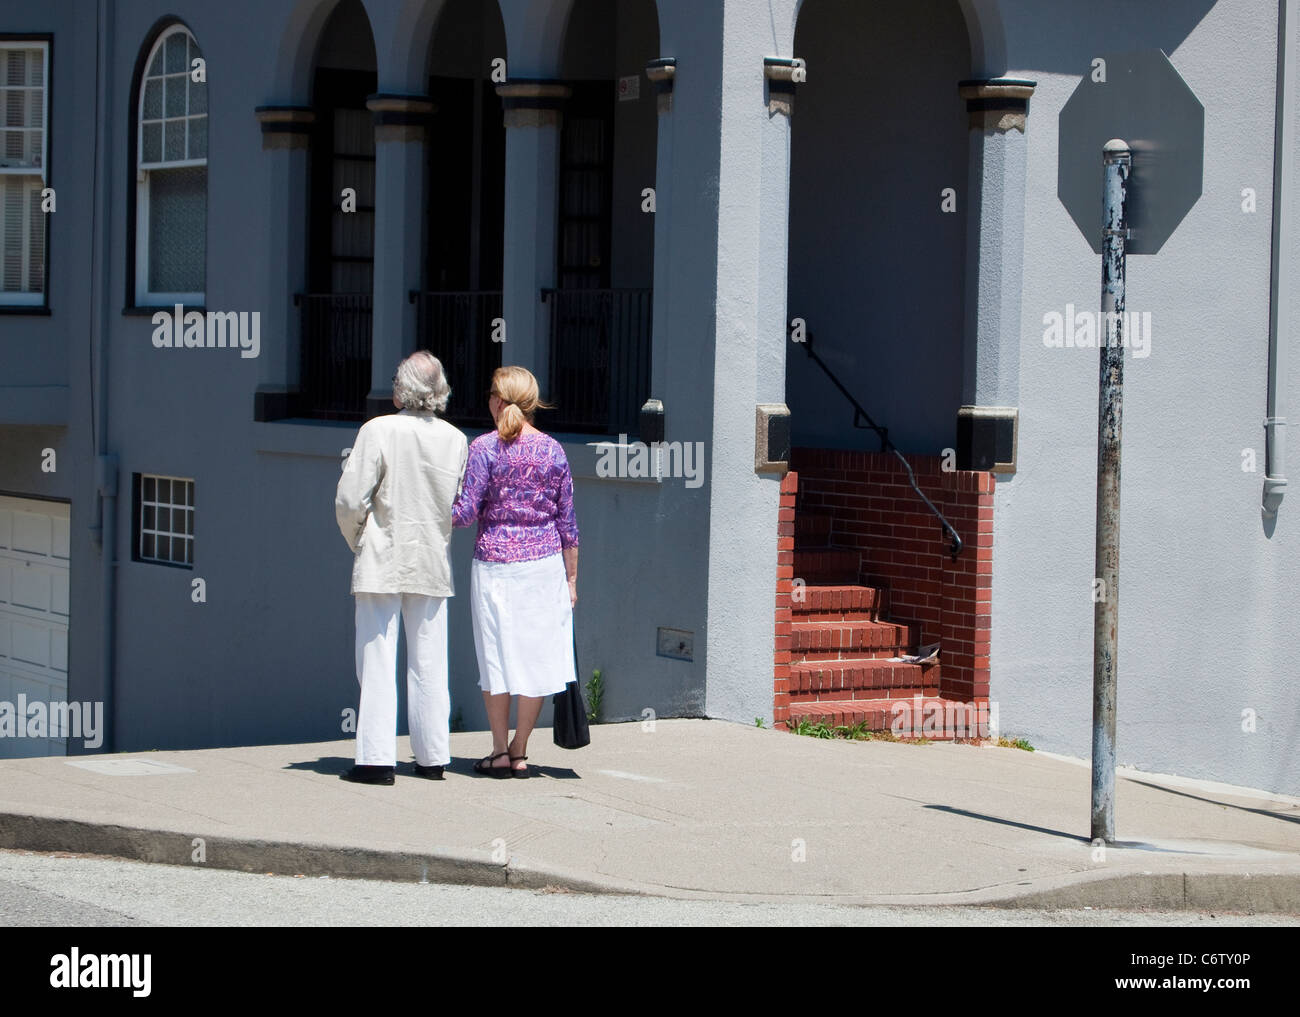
[413,763,445,780]
[340,764,395,785]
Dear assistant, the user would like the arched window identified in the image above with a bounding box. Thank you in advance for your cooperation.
[135,25,206,305]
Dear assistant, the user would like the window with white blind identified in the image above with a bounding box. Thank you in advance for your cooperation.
[0,40,49,306]
[135,25,206,305]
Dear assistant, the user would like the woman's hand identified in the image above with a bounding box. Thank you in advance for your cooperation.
[563,546,578,609]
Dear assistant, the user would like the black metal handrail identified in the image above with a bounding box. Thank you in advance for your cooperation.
[540,287,652,435]
[409,290,504,426]
[800,330,963,559]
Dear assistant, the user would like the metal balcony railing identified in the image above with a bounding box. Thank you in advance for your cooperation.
[295,292,372,421]
[409,290,504,427]
[541,287,652,435]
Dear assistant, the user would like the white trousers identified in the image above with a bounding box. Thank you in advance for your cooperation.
[354,593,449,767]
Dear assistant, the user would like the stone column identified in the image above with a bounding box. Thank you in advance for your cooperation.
[700,48,802,724]
[252,106,314,421]
[956,77,1035,472]
[756,57,800,427]
[365,93,435,419]
[645,58,675,418]
[496,80,570,392]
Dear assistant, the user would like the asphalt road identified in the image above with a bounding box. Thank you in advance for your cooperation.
[0,849,1292,927]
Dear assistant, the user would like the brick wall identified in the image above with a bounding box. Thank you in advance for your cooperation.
[786,448,994,704]
[773,471,797,728]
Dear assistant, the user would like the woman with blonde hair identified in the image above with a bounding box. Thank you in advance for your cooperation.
[452,366,579,777]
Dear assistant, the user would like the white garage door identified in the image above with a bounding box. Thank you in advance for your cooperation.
[0,495,70,758]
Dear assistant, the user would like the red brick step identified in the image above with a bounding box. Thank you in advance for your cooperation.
[791,584,881,620]
[787,695,992,742]
[789,657,940,699]
[791,619,913,659]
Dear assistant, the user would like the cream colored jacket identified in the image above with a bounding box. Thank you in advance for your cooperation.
[335,410,469,597]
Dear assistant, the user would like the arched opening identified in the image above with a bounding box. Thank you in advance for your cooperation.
[412,0,508,427]
[543,0,658,435]
[780,0,987,727]
[296,0,377,420]
[787,0,971,454]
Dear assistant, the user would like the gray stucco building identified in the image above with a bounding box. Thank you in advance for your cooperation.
[1,0,1297,796]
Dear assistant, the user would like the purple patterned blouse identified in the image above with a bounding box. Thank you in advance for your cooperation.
[451,431,580,562]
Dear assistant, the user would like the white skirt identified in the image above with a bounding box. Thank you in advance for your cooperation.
[470,553,576,698]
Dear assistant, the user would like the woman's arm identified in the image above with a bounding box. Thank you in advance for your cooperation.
[563,546,578,609]
[451,439,490,528]
[555,450,579,605]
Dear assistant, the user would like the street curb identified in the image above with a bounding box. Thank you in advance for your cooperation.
[977,869,1300,914]
[2,811,1298,912]
[0,812,648,896]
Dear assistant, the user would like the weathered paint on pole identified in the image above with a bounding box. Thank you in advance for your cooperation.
[1092,139,1130,845]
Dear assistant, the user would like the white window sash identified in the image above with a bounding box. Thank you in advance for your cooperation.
[137,157,207,172]
[137,27,205,170]
[135,171,203,306]
[0,42,48,183]
[0,174,44,301]
[0,42,48,304]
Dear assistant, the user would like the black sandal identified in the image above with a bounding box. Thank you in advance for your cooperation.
[509,754,530,779]
[473,750,512,778]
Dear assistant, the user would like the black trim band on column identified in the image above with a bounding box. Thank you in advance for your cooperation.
[499,94,568,112]
[956,406,1018,473]
[965,96,1028,114]
[646,57,676,94]
[640,399,665,444]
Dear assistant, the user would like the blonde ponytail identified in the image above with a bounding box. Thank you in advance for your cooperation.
[497,403,527,441]
[491,366,552,441]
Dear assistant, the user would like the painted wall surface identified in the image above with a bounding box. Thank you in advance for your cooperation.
[0,0,717,752]
[994,0,1300,795]
[786,0,971,456]
[0,0,103,744]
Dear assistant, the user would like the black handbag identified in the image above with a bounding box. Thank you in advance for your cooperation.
[553,628,591,749]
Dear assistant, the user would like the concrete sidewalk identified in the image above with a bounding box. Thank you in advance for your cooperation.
[1,720,1298,912]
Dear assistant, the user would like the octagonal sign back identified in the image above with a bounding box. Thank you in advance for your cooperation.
[1058,50,1205,255]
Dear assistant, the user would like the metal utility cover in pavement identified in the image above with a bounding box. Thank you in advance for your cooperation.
[1058,50,1205,254]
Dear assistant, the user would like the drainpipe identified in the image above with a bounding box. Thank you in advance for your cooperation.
[90,0,118,751]
[1264,0,1295,518]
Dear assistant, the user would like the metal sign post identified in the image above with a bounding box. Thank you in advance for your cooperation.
[1091,139,1130,845]
[1060,51,1204,845]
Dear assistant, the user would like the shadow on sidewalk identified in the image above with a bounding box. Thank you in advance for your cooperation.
[280,756,582,781]
[1125,779,1300,827]
[924,804,1092,844]
[284,756,353,776]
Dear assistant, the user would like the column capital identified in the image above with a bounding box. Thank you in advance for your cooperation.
[366,93,437,142]
[495,80,573,128]
[646,57,676,114]
[253,105,315,149]
[958,77,1037,133]
[763,57,805,117]
[957,405,1019,472]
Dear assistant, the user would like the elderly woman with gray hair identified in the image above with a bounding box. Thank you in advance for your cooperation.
[335,351,468,785]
